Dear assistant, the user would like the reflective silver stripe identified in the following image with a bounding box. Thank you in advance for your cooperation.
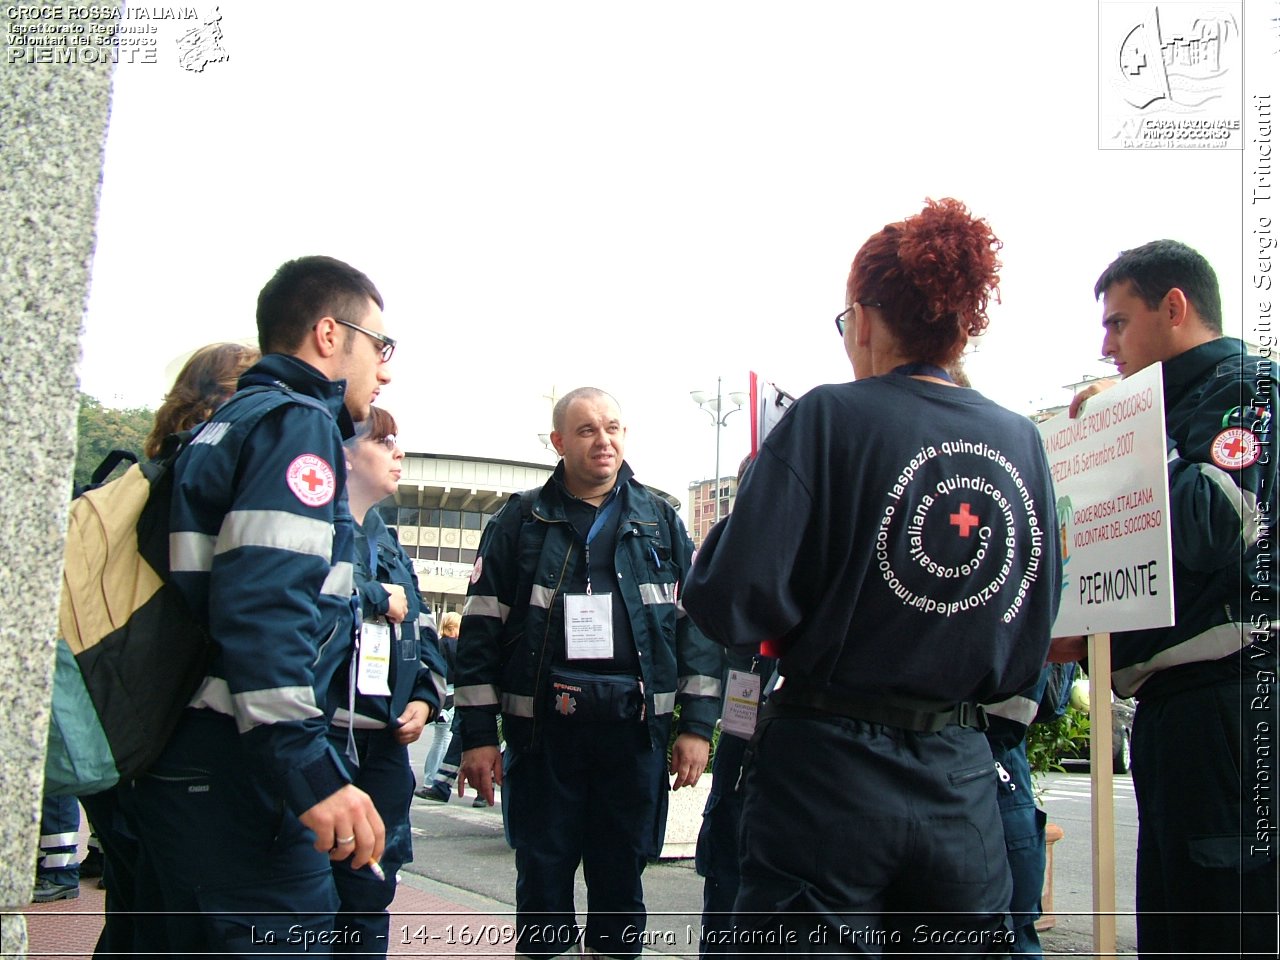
[1113,622,1248,697]
[653,691,676,715]
[39,832,79,848]
[321,560,353,596]
[216,509,333,561]
[530,584,556,610]
[436,761,459,776]
[678,674,723,698]
[463,595,510,622]
[1243,489,1261,545]
[187,677,324,730]
[232,686,323,732]
[40,853,77,868]
[1194,461,1261,545]
[502,692,536,717]
[189,676,234,714]
[430,670,448,702]
[170,531,215,572]
[985,694,1038,726]
[456,683,500,707]
[638,582,675,606]
[330,707,388,730]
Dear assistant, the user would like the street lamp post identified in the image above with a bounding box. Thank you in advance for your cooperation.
[690,377,749,524]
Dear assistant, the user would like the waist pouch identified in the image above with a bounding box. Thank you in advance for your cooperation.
[547,666,643,722]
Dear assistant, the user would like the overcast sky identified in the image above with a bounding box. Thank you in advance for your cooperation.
[75,0,1266,508]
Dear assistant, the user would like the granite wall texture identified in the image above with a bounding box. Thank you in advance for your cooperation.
[0,4,117,953]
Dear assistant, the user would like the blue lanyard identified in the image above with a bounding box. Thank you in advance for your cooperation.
[582,492,619,596]
[892,362,954,382]
[585,493,619,546]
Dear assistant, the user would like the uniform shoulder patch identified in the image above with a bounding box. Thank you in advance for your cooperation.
[1210,427,1260,471]
[470,556,483,585]
[286,454,337,506]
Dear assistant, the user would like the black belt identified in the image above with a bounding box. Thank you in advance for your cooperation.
[764,684,988,733]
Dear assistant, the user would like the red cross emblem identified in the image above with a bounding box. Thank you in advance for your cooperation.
[286,454,336,507]
[554,692,577,716]
[949,503,980,537]
[1210,428,1260,471]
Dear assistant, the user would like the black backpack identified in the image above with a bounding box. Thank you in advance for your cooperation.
[46,429,213,795]
[46,384,322,794]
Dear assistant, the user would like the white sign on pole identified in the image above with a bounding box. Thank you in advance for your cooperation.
[749,370,795,454]
[1037,363,1175,636]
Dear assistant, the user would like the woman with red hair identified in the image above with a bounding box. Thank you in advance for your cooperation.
[684,199,1062,953]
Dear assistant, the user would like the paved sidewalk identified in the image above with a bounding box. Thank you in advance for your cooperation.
[21,871,515,959]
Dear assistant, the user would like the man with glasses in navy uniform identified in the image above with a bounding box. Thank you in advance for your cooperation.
[124,256,396,955]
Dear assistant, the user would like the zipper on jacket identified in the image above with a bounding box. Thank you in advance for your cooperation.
[529,511,573,747]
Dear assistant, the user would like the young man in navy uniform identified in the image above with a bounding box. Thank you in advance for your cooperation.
[125,256,395,954]
[1063,239,1278,957]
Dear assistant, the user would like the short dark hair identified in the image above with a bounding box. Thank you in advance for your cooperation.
[552,387,620,432]
[256,256,384,355]
[1093,239,1222,334]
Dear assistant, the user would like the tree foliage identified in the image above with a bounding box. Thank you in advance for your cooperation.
[74,395,154,490]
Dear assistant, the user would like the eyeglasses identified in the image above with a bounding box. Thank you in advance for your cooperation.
[834,301,882,336]
[335,318,397,363]
[367,433,399,451]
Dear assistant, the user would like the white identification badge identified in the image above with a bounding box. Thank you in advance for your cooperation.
[720,669,762,739]
[564,593,614,659]
[357,620,393,696]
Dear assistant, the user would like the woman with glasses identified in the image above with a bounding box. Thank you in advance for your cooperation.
[327,407,446,956]
[683,198,1062,953]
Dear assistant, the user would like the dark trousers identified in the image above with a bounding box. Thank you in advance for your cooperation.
[696,730,750,956]
[37,792,80,886]
[1131,680,1278,957]
[80,787,140,956]
[990,739,1044,957]
[124,710,340,958]
[428,710,464,799]
[503,717,670,959]
[328,727,416,957]
[734,714,1012,955]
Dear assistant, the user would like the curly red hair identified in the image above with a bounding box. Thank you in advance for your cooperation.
[847,198,1002,365]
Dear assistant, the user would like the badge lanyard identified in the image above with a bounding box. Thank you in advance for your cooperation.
[581,492,620,596]
[892,362,954,382]
[346,530,387,765]
[564,491,620,660]
[356,531,393,697]
[722,656,781,739]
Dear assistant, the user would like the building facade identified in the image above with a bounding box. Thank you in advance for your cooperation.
[371,453,554,618]
[380,451,679,616]
[687,475,738,547]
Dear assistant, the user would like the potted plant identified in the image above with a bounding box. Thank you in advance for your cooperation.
[1025,703,1091,929]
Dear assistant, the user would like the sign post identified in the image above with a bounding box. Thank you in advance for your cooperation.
[1037,362,1173,957]
[1088,631,1117,956]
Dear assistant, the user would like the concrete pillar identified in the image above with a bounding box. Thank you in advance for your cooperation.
[0,4,118,953]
